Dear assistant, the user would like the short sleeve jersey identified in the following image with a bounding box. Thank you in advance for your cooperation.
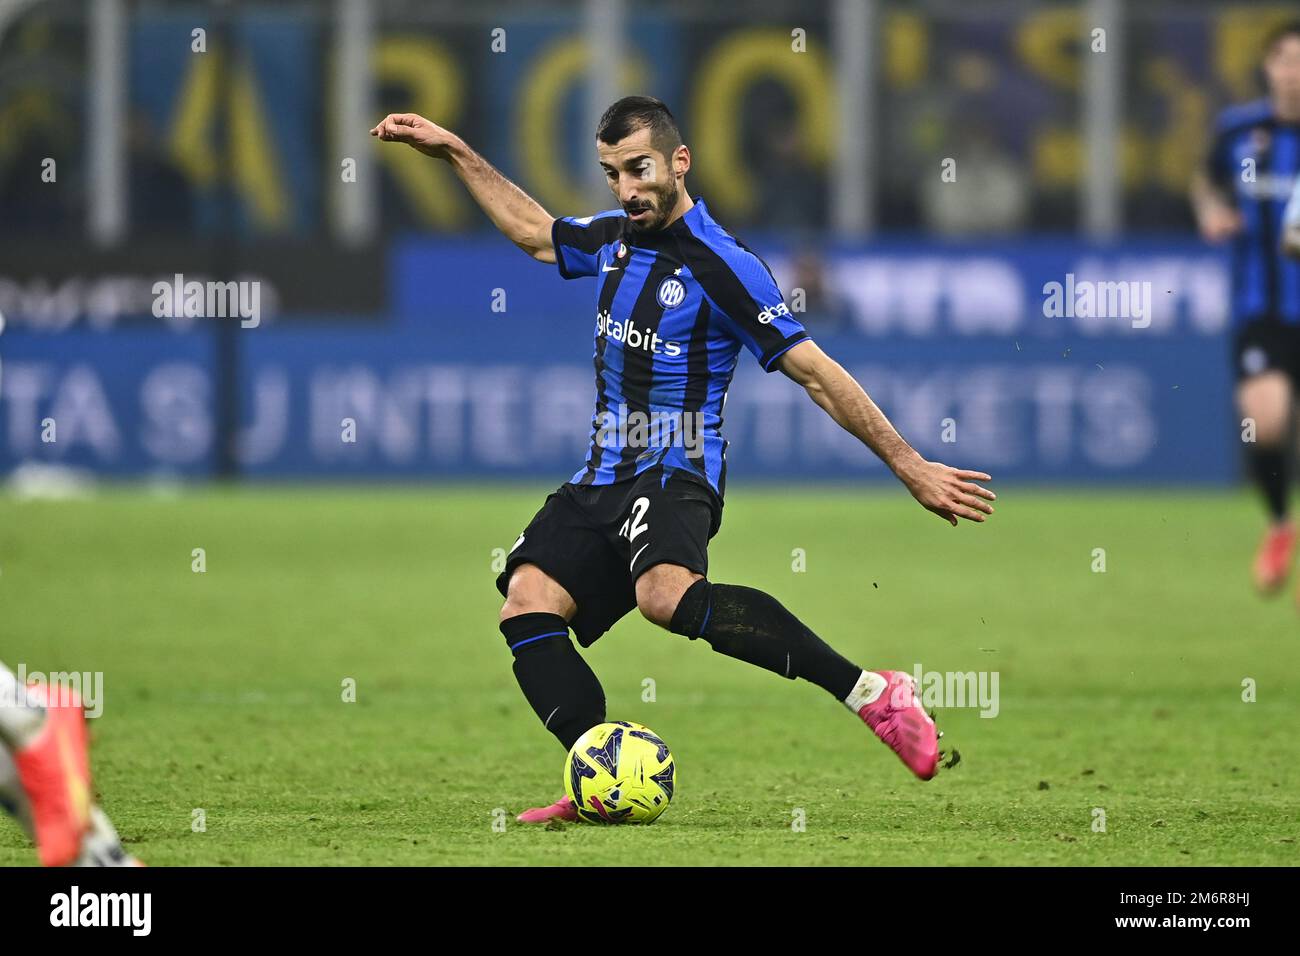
[551,198,809,496]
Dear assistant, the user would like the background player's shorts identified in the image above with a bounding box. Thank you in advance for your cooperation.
[495,466,722,647]
[1233,317,1300,382]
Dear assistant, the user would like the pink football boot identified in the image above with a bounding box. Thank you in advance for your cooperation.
[856,670,942,780]
[516,796,579,824]
[1254,522,1296,594]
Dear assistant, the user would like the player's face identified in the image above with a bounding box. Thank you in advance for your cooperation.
[597,127,680,233]
[1264,36,1300,103]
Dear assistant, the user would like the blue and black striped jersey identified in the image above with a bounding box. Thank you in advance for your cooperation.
[552,198,809,498]
[1206,99,1300,325]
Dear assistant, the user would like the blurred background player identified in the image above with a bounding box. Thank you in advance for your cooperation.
[0,662,139,866]
[1191,21,1300,598]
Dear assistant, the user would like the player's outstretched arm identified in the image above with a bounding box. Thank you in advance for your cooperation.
[778,340,995,525]
[370,112,556,262]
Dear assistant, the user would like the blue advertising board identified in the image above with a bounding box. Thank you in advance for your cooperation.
[0,238,1237,483]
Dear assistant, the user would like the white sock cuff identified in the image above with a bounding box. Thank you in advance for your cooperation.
[0,663,47,748]
[843,670,887,712]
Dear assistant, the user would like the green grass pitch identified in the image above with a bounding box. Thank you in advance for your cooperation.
[1,484,1296,866]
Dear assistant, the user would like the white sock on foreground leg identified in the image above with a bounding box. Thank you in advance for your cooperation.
[842,670,888,712]
[74,806,139,867]
[0,662,46,749]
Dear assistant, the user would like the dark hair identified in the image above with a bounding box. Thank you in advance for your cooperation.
[1264,20,1300,54]
[596,95,682,159]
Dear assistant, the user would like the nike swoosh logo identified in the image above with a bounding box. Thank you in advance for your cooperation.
[601,263,619,272]
[630,543,650,570]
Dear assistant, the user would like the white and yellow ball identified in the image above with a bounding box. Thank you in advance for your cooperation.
[564,721,675,824]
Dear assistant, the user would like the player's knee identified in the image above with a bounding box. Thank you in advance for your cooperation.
[636,565,703,629]
[636,591,677,628]
[498,598,524,625]
[1238,372,1292,444]
[500,564,575,623]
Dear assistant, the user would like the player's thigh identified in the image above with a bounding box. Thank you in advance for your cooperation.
[1237,371,1292,445]
[616,471,718,626]
[495,486,633,643]
[500,563,577,621]
[1234,320,1296,444]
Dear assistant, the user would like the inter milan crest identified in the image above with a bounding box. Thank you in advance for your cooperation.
[656,276,686,309]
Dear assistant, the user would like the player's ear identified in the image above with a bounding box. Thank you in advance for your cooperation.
[673,144,691,178]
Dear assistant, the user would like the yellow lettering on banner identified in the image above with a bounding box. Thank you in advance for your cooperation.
[372,37,467,228]
[169,48,222,185]
[519,37,645,215]
[690,29,833,218]
[167,48,288,230]
[1015,9,1081,92]
[1017,9,1081,190]
[1032,127,1079,187]
[230,64,288,229]
[1214,6,1296,101]
[883,12,927,89]
[1144,58,1211,193]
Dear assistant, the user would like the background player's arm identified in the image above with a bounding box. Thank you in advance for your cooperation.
[1283,177,1300,259]
[778,340,995,525]
[371,112,556,263]
[1190,171,1242,243]
[1190,116,1240,243]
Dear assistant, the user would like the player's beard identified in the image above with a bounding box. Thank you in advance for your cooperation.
[625,177,680,234]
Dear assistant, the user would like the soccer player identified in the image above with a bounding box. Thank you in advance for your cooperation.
[373,97,996,822]
[1191,22,1300,596]
[0,661,140,865]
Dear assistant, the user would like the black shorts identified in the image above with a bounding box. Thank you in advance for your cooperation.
[495,467,722,647]
[1233,317,1300,382]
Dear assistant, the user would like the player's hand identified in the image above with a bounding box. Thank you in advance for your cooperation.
[897,459,995,526]
[370,112,459,159]
[1196,202,1242,243]
[1283,225,1300,260]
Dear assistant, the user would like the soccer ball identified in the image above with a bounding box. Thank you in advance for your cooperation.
[565,721,675,824]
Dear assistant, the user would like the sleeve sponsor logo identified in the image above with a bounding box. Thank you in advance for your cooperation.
[756,302,791,324]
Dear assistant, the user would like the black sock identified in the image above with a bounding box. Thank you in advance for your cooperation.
[669,580,861,700]
[501,613,605,751]
[1249,445,1289,521]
